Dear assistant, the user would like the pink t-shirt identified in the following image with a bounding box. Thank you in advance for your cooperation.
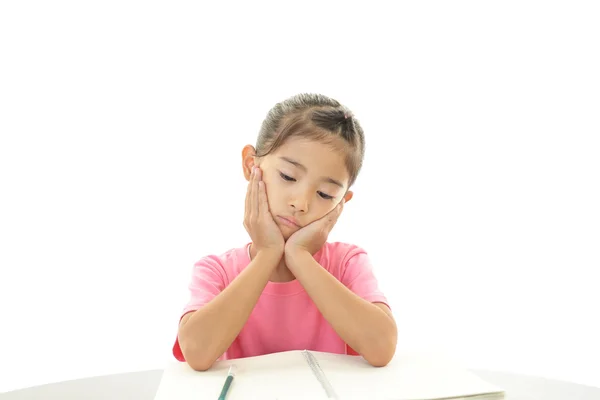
[172,241,389,362]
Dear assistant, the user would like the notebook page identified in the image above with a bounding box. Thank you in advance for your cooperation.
[314,350,504,400]
[154,350,328,400]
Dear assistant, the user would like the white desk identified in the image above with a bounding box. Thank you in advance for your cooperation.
[2,369,599,399]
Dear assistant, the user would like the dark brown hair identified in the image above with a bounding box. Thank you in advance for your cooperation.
[255,93,365,188]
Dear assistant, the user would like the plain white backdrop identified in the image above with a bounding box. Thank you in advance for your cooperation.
[1,0,599,393]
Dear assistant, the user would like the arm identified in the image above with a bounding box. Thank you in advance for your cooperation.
[286,249,397,367]
[179,165,285,370]
[178,250,281,371]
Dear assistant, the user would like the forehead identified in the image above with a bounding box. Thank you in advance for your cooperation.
[268,137,349,181]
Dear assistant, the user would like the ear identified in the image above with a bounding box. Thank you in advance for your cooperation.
[241,145,257,181]
[342,190,353,204]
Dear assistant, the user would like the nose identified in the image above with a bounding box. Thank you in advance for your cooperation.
[289,189,310,213]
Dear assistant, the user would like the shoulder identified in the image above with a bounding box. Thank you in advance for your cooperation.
[319,241,372,277]
[191,243,249,284]
[322,243,388,304]
[320,241,369,261]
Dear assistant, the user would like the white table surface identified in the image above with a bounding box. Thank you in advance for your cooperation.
[1,369,599,399]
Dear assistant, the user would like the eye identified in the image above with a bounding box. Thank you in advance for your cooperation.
[279,172,296,182]
[318,191,334,200]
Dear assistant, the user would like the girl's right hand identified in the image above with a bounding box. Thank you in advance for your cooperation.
[243,166,284,257]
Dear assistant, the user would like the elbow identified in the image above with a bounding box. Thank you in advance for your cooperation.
[364,344,396,367]
[180,338,217,372]
[365,350,394,367]
[188,357,215,372]
[185,348,217,371]
[364,324,398,367]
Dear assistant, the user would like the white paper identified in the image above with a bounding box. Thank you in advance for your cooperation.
[153,350,504,400]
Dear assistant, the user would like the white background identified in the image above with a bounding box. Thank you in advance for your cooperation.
[1,0,599,394]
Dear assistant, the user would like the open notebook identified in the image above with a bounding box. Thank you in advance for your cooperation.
[154,349,505,400]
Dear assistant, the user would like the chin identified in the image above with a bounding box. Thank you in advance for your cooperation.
[277,224,297,240]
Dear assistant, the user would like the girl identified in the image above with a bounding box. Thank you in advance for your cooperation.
[173,93,397,371]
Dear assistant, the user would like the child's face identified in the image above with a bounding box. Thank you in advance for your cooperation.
[247,137,352,239]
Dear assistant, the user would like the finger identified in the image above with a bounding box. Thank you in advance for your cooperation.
[328,199,344,217]
[326,200,344,225]
[248,166,257,221]
[245,167,254,221]
[252,167,261,220]
[337,198,345,214]
[258,180,270,216]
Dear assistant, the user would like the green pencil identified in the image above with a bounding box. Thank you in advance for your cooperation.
[218,365,236,400]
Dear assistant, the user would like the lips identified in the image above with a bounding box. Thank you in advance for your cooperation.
[278,216,301,227]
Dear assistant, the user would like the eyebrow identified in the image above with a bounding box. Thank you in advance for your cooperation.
[279,156,345,188]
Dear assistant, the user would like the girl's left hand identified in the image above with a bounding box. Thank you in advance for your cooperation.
[285,199,345,257]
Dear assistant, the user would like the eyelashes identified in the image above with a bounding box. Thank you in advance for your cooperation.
[280,172,295,182]
[279,172,334,200]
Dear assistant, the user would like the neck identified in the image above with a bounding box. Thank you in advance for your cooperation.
[271,258,296,282]
[248,243,296,282]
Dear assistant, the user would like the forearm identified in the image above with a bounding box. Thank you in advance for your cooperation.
[287,250,397,367]
[179,251,281,370]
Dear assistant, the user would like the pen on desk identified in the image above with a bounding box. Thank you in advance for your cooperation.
[217,365,236,400]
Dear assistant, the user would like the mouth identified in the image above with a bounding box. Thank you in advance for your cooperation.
[277,216,301,228]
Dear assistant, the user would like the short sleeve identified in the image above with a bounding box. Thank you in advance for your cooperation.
[341,249,389,308]
[340,247,390,356]
[172,256,227,361]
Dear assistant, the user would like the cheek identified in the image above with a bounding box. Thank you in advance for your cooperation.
[262,172,282,203]
[305,204,334,224]
[319,200,337,213]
